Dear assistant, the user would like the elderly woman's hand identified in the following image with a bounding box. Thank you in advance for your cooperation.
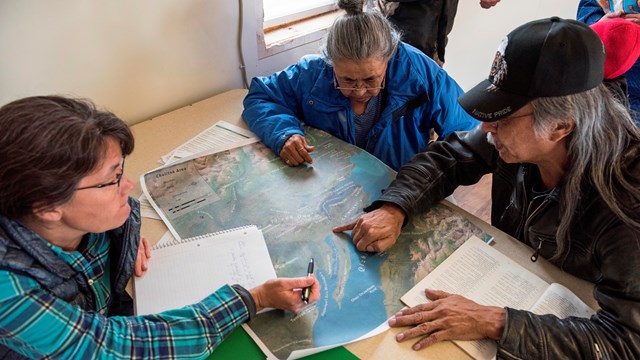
[134,236,151,277]
[280,134,314,166]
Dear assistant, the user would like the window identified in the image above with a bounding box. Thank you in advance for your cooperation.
[254,0,341,59]
[263,0,337,30]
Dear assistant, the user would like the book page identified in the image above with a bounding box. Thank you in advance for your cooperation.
[401,237,549,309]
[530,283,596,319]
[134,225,276,315]
[401,236,549,359]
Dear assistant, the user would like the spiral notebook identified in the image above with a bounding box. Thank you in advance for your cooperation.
[134,225,276,316]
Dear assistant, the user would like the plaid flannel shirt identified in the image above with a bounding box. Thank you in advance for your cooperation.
[0,232,249,359]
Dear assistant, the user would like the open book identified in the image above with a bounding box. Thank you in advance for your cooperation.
[134,225,276,316]
[401,236,596,360]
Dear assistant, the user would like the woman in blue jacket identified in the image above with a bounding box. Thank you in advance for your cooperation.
[242,0,478,171]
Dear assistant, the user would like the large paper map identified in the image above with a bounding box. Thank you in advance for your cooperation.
[142,128,490,359]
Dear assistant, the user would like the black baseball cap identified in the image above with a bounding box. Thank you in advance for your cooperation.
[458,17,605,121]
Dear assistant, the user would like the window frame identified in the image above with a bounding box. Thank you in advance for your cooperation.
[254,0,340,60]
[262,0,337,30]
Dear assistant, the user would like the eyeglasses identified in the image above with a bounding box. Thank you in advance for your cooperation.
[485,112,534,130]
[76,158,125,191]
[333,74,386,92]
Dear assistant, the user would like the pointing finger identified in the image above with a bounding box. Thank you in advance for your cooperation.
[333,220,357,233]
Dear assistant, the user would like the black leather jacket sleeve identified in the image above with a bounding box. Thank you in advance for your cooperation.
[368,127,494,216]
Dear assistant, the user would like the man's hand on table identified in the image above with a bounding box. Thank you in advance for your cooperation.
[389,289,506,350]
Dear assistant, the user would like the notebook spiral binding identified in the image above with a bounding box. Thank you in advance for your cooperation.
[152,224,257,250]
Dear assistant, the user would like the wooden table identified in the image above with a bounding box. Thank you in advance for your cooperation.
[128,89,596,359]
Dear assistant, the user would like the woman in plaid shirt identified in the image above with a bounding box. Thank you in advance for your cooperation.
[0,96,320,359]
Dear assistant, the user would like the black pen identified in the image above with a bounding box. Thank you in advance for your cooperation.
[301,258,314,304]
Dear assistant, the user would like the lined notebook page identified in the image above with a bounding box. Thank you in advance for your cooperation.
[134,225,275,315]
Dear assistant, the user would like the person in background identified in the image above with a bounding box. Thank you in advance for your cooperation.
[242,0,478,171]
[375,0,501,66]
[579,0,640,125]
[590,17,640,110]
[0,96,320,359]
[334,17,640,358]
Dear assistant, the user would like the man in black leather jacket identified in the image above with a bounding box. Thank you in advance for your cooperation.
[334,17,640,359]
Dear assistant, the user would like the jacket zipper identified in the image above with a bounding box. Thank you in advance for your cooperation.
[530,240,543,262]
[525,195,552,262]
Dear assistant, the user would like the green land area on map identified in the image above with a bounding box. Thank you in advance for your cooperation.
[143,128,490,359]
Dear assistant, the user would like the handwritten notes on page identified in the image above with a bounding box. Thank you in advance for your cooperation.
[134,225,275,316]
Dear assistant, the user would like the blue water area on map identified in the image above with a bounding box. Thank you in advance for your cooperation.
[312,236,387,345]
[349,152,394,203]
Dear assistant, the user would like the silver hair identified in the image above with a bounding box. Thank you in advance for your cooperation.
[530,83,640,260]
[322,0,401,65]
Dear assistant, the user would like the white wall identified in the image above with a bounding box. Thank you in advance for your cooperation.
[0,0,248,124]
[0,0,323,125]
[444,0,580,91]
[0,0,582,125]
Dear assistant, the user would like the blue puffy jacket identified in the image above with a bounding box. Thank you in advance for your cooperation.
[242,42,478,170]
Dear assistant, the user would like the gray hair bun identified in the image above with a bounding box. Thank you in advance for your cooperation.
[338,0,365,16]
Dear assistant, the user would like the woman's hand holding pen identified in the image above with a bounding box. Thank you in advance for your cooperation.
[280,134,314,166]
[250,277,320,313]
